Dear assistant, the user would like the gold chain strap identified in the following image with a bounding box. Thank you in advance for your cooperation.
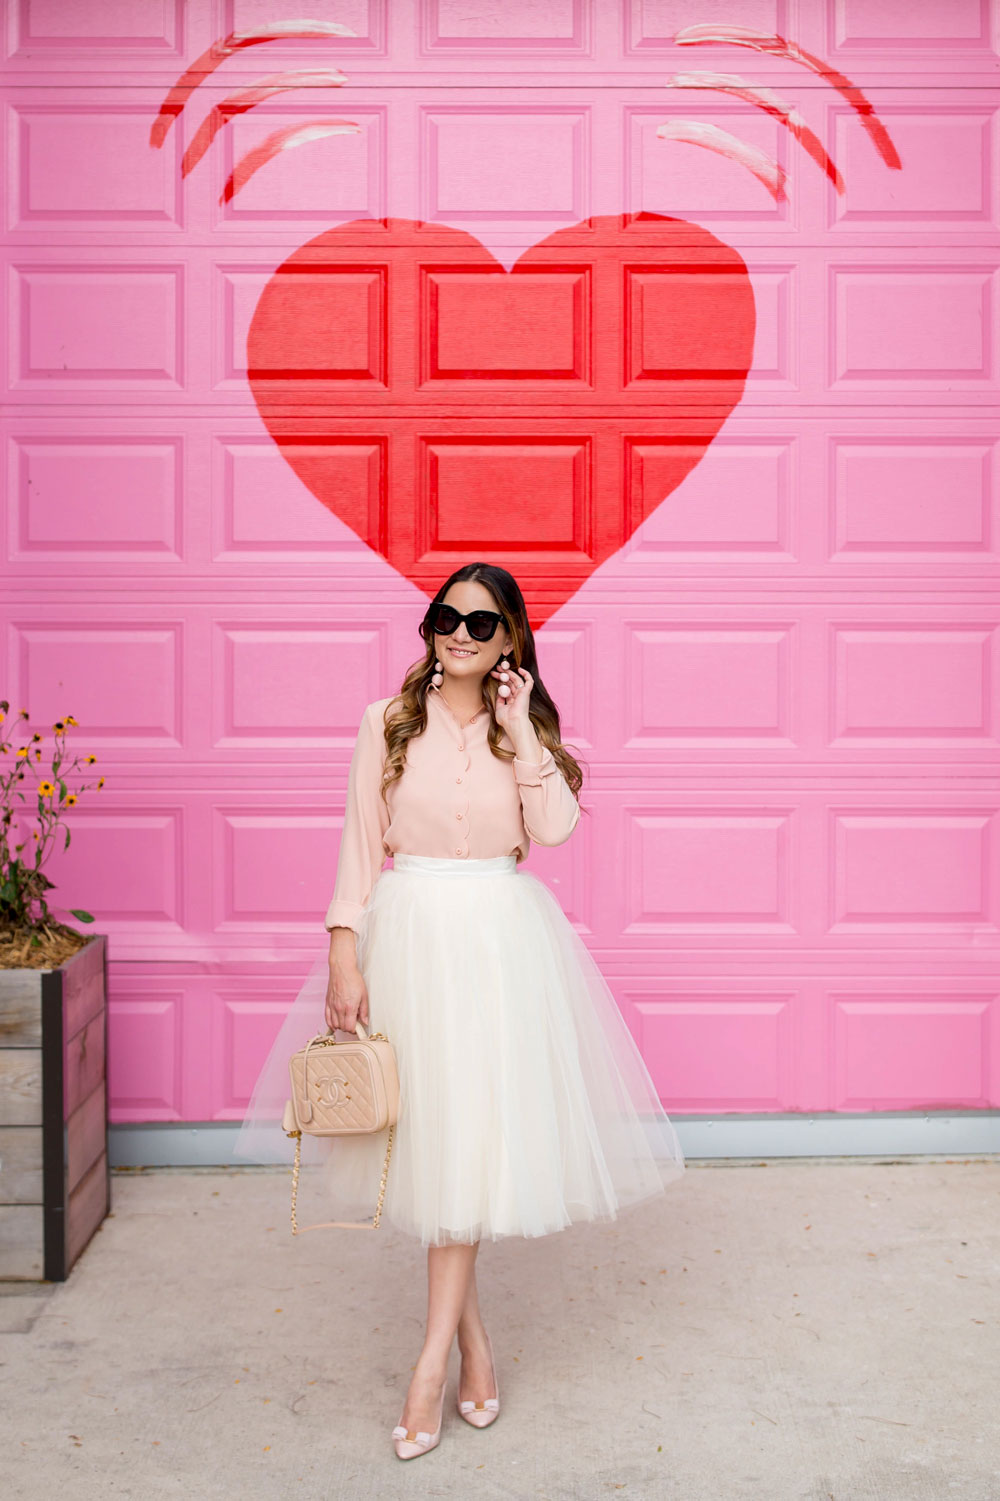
[290,1130,303,1234]
[287,1026,396,1234]
[288,1122,395,1234]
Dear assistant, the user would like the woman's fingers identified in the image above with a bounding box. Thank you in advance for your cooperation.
[325,969,368,1033]
[353,976,369,1031]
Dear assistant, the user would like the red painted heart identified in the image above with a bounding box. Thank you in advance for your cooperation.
[247,214,755,630]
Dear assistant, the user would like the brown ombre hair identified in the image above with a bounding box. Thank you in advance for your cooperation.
[377,563,586,812]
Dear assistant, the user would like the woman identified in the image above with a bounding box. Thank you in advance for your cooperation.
[237,562,685,1461]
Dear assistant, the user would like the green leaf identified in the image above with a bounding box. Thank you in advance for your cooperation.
[64,827,71,850]
[69,908,94,923]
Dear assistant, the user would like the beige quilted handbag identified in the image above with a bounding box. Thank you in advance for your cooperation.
[281,1021,399,1234]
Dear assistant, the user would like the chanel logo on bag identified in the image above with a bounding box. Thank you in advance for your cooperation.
[318,1075,351,1106]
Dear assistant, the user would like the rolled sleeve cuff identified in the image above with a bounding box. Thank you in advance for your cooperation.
[324,898,366,934]
[512,747,557,786]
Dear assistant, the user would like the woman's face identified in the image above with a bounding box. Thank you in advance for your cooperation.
[434,581,514,685]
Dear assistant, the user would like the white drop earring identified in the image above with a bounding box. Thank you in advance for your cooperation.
[497,654,511,698]
[431,658,443,689]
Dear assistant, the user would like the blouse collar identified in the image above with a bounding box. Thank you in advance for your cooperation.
[429,688,487,733]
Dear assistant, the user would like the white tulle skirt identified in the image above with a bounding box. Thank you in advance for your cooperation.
[233,854,685,1247]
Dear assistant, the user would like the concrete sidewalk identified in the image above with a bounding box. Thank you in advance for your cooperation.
[1,1158,997,1501]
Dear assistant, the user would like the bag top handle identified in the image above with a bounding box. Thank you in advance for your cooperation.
[307,1020,369,1053]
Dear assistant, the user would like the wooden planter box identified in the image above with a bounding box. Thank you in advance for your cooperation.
[0,934,110,1280]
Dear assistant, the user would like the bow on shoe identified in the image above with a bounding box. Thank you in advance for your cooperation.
[457,1396,500,1427]
[456,1333,501,1427]
[393,1424,434,1443]
[392,1378,447,1459]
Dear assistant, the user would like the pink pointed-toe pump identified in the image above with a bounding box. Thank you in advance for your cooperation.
[457,1333,500,1428]
[392,1377,447,1460]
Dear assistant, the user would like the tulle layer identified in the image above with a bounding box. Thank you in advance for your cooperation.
[233,854,685,1247]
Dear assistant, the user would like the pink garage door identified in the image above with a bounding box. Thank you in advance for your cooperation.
[2,1,998,1154]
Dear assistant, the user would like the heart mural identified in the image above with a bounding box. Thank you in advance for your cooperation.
[247,213,755,630]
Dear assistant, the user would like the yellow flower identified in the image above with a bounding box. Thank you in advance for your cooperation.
[53,721,64,731]
[34,749,41,759]
[38,780,54,796]
[65,793,78,806]
[20,709,28,718]
[31,733,41,742]
[32,830,39,840]
[97,776,105,789]
[66,715,78,726]
[15,747,27,759]
[85,754,97,764]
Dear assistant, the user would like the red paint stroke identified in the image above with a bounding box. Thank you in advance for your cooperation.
[222,120,361,204]
[675,24,901,171]
[657,120,787,200]
[181,69,349,177]
[666,72,844,193]
[149,20,356,148]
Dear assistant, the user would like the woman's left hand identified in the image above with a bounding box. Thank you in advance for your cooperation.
[490,662,534,733]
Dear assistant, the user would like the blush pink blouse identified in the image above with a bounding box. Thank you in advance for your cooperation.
[325,691,581,933]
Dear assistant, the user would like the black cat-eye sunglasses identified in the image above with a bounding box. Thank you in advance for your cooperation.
[424,603,506,643]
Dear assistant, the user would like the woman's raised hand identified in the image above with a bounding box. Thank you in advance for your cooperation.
[325,960,370,1034]
[490,662,533,733]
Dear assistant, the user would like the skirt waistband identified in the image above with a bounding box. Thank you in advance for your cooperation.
[392,853,517,877]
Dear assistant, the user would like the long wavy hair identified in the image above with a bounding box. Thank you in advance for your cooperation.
[378,563,586,813]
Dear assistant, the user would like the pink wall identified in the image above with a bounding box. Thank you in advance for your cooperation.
[3,1,999,1131]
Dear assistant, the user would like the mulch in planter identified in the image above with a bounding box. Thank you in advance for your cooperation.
[0,923,93,971]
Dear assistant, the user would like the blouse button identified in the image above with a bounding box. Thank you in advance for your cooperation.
[457,743,464,751]
[456,776,462,783]
[455,847,461,854]
[455,811,462,819]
